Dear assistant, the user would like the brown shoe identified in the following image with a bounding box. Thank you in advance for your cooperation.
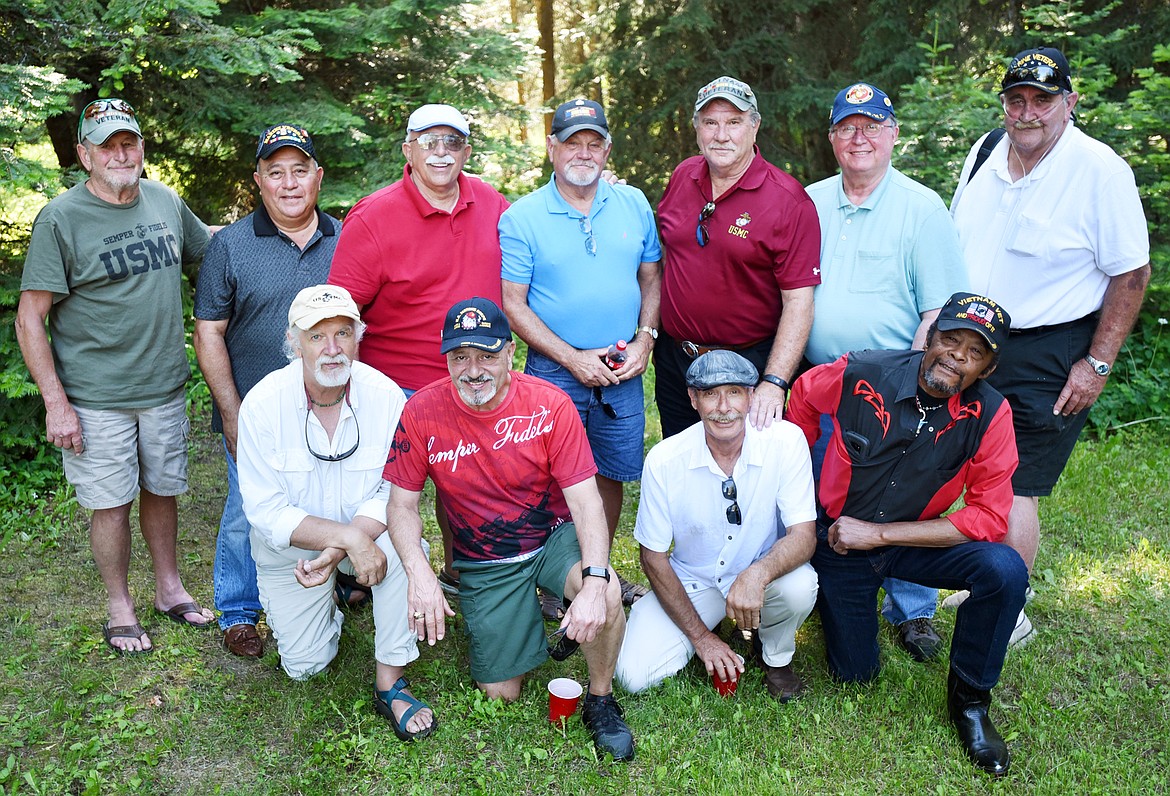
[762,662,807,702]
[224,623,265,658]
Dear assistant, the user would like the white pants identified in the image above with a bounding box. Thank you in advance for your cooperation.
[251,528,422,680]
[615,563,818,693]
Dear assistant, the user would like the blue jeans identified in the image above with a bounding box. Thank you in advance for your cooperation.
[812,530,1028,689]
[811,412,937,626]
[213,440,262,629]
[524,349,644,482]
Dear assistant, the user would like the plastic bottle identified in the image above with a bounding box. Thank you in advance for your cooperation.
[604,339,628,370]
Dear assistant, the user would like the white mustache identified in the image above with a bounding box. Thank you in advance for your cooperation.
[426,155,456,166]
[705,411,743,423]
[318,353,350,366]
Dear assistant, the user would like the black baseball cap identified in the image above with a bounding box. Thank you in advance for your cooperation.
[256,123,318,163]
[936,293,1012,353]
[1001,48,1073,95]
[440,298,512,354]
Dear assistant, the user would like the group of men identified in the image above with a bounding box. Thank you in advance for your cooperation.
[16,44,1150,775]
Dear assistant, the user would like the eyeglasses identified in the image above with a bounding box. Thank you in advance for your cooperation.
[592,386,618,419]
[83,99,136,119]
[304,391,360,462]
[409,132,467,151]
[722,477,742,525]
[579,216,596,257]
[1003,65,1066,91]
[829,122,894,140]
[696,201,716,247]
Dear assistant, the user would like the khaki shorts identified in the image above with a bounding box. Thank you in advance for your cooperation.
[457,522,581,684]
[63,390,189,510]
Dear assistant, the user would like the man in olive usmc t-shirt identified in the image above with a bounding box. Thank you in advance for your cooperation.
[15,98,212,655]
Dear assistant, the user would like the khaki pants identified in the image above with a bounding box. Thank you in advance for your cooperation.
[251,528,422,680]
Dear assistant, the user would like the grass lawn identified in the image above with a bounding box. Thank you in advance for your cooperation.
[0,395,1167,794]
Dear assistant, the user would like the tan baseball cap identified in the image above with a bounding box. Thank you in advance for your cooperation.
[288,285,361,330]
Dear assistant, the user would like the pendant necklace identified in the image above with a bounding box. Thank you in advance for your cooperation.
[914,394,943,437]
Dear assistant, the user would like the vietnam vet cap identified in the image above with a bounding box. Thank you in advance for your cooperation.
[407,104,471,136]
[78,98,142,145]
[830,82,895,125]
[695,76,758,114]
[1001,48,1073,95]
[685,350,760,390]
[551,99,610,142]
[936,292,1012,353]
[256,123,318,164]
[440,297,512,354]
[288,285,362,331]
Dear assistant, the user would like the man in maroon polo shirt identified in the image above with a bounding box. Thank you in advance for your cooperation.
[656,76,821,438]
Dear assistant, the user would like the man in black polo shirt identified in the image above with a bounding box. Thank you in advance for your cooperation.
[787,292,1028,776]
[193,124,342,657]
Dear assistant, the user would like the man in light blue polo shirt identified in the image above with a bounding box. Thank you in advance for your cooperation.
[501,98,662,607]
[804,83,968,663]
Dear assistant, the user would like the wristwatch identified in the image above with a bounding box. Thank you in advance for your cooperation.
[581,565,611,582]
[761,374,790,391]
[636,326,659,340]
[1084,354,1112,377]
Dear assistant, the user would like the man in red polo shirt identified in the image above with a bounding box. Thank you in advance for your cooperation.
[329,104,511,590]
[329,104,511,394]
[656,76,821,438]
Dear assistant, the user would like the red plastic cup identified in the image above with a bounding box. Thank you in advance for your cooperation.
[547,677,583,724]
[712,654,746,697]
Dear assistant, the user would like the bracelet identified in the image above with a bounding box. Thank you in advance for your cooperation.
[761,374,790,391]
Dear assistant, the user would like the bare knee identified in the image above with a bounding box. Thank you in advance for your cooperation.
[478,677,523,702]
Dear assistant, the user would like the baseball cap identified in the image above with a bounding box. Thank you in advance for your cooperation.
[78,98,142,145]
[440,297,512,354]
[256,123,318,163]
[407,104,471,136]
[830,83,896,125]
[935,292,1012,353]
[550,99,610,142]
[694,76,758,114]
[288,285,361,331]
[685,350,760,390]
[1001,48,1073,95]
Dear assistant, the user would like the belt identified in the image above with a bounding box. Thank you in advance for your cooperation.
[677,337,769,358]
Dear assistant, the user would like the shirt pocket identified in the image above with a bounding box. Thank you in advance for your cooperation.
[1005,212,1050,259]
[849,251,901,294]
[266,448,316,509]
[341,447,389,518]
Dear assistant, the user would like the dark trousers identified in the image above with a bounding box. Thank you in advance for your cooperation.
[812,531,1028,689]
[654,329,773,438]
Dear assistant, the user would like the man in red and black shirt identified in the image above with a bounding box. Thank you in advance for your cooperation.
[787,292,1027,777]
[384,297,635,763]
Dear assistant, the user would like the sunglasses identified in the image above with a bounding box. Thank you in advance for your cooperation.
[579,216,597,257]
[1003,65,1067,91]
[722,477,742,525]
[592,386,618,419]
[696,201,716,247]
[409,132,467,151]
[304,391,360,462]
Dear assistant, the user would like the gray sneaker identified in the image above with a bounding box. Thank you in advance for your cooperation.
[580,692,635,762]
[898,617,943,662]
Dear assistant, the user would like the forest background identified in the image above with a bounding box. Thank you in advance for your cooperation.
[0,1,1167,793]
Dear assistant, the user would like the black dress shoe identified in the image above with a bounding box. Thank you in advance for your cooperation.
[947,669,1010,776]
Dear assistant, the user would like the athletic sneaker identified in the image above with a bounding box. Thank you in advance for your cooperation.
[1009,610,1035,648]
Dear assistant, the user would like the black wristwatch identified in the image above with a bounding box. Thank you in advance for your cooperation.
[581,565,611,582]
[761,374,790,391]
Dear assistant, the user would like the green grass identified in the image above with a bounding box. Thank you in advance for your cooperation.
[0,401,1167,794]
